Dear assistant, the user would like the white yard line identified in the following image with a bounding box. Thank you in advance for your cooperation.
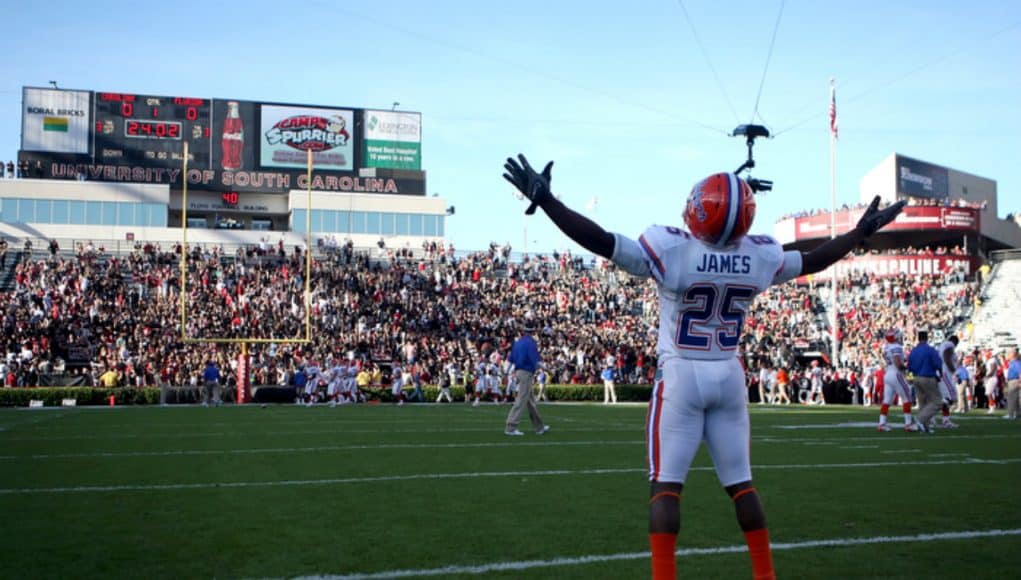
[0,440,644,460]
[0,433,1010,461]
[0,457,1017,495]
[2,424,1015,442]
[0,426,641,441]
[284,528,1021,579]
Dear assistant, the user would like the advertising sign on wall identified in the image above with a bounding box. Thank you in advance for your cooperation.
[21,87,91,154]
[790,206,979,241]
[362,110,422,170]
[260,105,353,170]
[800,253,977,282]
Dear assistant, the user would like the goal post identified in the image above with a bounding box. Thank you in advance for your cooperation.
[178,143,314,402]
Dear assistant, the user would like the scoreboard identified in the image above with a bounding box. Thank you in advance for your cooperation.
[94,92,212,168]
[19,86,426,195]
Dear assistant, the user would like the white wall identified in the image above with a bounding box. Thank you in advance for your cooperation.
[287,190,446,214]
[858,153,897,204]
[0,178,169,204]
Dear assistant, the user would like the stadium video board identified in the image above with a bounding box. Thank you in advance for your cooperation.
[896,154,949,200]
[18,87,424,195]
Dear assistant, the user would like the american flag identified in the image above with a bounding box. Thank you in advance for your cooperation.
[829,80,838,140]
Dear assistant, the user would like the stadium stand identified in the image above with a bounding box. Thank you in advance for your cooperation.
[0,229,990,409]
[969,249,1021,352]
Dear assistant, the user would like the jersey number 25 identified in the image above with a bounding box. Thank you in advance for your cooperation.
[676,283,755,350]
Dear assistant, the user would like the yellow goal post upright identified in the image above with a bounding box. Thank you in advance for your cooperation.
[179,142,313,403]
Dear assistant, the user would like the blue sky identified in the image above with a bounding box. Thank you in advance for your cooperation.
[1,0,1018,253]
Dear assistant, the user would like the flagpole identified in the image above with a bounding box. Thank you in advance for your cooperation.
[829,77,839,369]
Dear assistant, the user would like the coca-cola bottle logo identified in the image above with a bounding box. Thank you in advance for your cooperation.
[221,101,244,171]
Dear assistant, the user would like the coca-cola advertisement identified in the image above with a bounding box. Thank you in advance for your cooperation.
[259,105,354,170]
[211,98,257,172]
[221,101,244,170]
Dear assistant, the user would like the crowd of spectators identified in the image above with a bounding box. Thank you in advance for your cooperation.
[1,160,44,179]
[831,271,976,373]
[739,261,977,404]
[777,197,986,222]
[850,244,969,257]
[0,235,981,405]
[0,238,661,393]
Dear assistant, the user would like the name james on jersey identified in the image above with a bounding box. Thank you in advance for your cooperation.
[695,252,752,274]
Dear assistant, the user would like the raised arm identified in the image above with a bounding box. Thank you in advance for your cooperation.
[503,155,615,259]
[800,196,906,275]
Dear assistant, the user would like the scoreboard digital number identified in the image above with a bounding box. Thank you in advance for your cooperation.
[94,93,211,168]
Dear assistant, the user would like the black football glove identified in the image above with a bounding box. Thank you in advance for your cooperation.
[503,154,553,215]
[855,196,906,237]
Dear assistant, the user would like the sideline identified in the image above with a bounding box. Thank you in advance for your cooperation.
[283,528,1021,579]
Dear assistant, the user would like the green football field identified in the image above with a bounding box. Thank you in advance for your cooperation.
[0,402,1018,579]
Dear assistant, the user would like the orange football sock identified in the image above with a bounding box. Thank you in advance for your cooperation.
[649,533,677,580]
[744,528,775,580]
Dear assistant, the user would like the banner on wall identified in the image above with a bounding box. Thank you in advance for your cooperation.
[790,206,979,241]
[362,110,422,170]
[798,253,977,282]
[260,105,353,170]
[21,87,91,154]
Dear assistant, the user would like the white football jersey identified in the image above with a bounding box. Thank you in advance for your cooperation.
[939,341,956,369]
[883,342,905,370]
[612,226,802,361]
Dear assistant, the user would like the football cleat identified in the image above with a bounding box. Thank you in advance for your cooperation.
[683,173,756,247]
[877,424,891,432]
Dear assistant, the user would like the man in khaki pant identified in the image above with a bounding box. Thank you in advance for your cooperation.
[504,319,550,436]
[907,331,942,433]
[1005,349,1021,420]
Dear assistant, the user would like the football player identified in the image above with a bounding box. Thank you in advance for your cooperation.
[877,329,916,431]
[603,352,619,404]
[327,359,347,407]
[954,358,972,413]
[984,351,1001,413]
[304,361,323,406]
[436,363,455,403]
[486,359,504,403]
[534,366,549,402]
[808,360,825,405]
[347,361,364,403]
[503,154,904,580]
[471,356,489,407]
[391,362,405,406]
[937,335,960,428]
